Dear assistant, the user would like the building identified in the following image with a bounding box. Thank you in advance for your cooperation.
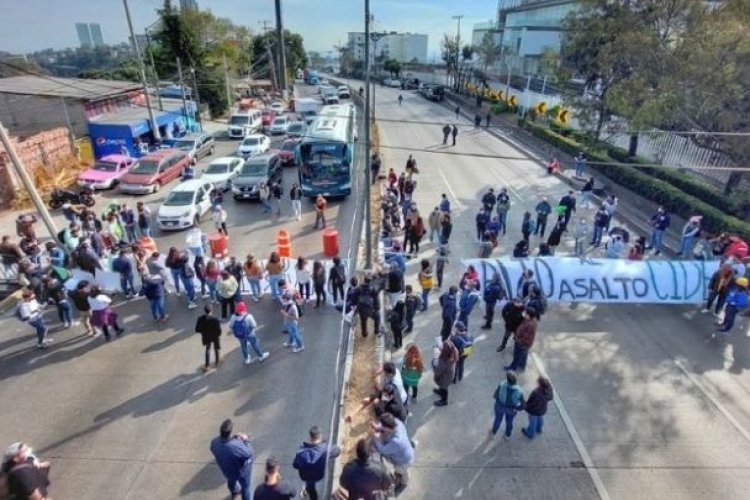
[180,0,199,10]
[0,75,143,138]
[89,23,105,47]
[347,32,428,63]
[75,22,92,48]
[472,20,501,47]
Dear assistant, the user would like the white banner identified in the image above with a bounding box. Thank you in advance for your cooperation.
[463,257,721,304]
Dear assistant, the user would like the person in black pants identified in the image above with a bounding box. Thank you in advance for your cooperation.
[195,304,221,372]
[329,257,346,304]
[388,298,406,349]
[497,298,525,352]
[356,278,381,337]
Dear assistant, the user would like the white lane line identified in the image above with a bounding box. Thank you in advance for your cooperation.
[672,358,750,443]
[435,163,464,210]
[532,353,611,500]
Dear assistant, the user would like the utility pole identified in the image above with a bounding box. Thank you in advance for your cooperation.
[452,14,464,91]
[505,53,512,107]
[274,0,288,97]
[364,0,372,268]
[0,124,58,239]
[176,57,189,126]
[370,33,386,121]
[190,67,203,131]
[122,0,161,142]
[223,54,232,115]
[144,28,164,111]
[259,21,278,91]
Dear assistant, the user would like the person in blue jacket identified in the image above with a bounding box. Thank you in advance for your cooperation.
[713,277,749,337]
[111,249,135,299]
[482,273,507,330]
[210,419,255,500]
[138,274,167,322]
[490,370,525,438]
[457,281,481,328]
[292,426,341,500]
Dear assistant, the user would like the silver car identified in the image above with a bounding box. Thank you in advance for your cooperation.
[173,132,216,165]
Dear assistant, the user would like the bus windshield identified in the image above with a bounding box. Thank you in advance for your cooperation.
[300,143,349,179]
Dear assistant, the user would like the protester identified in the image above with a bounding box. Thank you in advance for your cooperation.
[1,441,52,499]
[521,211,535,241]
[314,195,327,229]
[217,271,240,320]
[338,439,392,500]
[450,321,474,383]
[605,233,626,259]
[210,419,255,500]
[435,245,448,289]
[205,259,221,303]
[265,252,285,301]
[438,193,451,214]
[558,191,577,229]
[523,376,554,439]
[490,370,525,439]
[312,260,327,307]
[270,182,283,217]
[385,263,405,309]
[259,183,272,213]
[400,344,424,401]
[628,236,647,260]
[495,188,511,236]
[547,220,565,255]
[295,256,312,302]
[69,281,96,336]
[88,286,125,341]
[497,298,525,352]
[504,307,538,372]
[581,177,594,208]
[713,278,749,336]
[451,124,458,146]
[647,206,671,256]
[704,265,734,315]
[574,152,586,178]
[229,302,270,364]
[139,274,168,322]
[534,198,552,238]
[370,412,415,495]
[243,254,263,302]
[292,426,341,500]
[439,214,453,245]
[194,304,222,372]
[602,195,618,232]
[329,257,347,305]
[678,216,702,258]
[15,289,52,348]
[432,340,459,406]
[547,157,561,174]
[281,291,304,352]
[212,205,228,236]
[252,456,296,500]
[439,286,458,341]
[482,273,506,330]
[457,281,480,328]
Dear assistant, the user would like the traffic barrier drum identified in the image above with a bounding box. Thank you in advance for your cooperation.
[209,233,229,259]
[278,229,292,258]
[323,228,339,258]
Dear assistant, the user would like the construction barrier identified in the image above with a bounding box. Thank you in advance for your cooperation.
[323,228,339,258]
[209,233,229,259]
[277,229,292,258]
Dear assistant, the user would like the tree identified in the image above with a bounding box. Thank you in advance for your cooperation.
[383,59,401,78]
[252,30,308,84]
[476,31,501,72]
[308,51,325,70]
[440,35,474,92]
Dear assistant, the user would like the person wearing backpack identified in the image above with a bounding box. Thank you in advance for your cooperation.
[450,321,474,383]
[329,257,347,305]
[112,249,136,299]
[482,273,507,330]
[438,286,458,341]
[229,301,270,364]
[138,274,168,322]
[388,297,407,350]
[281,291,305,353]
[16,289,52,348]
[490,370,525,438]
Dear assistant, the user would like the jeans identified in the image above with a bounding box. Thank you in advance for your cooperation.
[268,274,282,300]
[592,225,604,246]
[182,276,196,303]
[29,317,47,345]
[239,335,265,360]
[248,278,261,299]
[125,224,137,243]
[287,322,304,348]
[171,269,182,294]
[227,475,251,500]
[491,404,516,436]
[358,309,380,337]
[57,301,73,325]
[291,199,302,219]
[458,311,471,329]
[261,198,272,213]
[430,227,439,243]
[497,212,508,235]
[575,162,584,177]
[299,282,311,300]
[314,284,326,306]
[421,289,429,311]
[149,297,166,320]
[720,305,739,332]
[273,198,282,215]
[120,272,135,296]
[405,312,415,332]
[650,229,665,253]
[140,226,152,238]
[207,281,218,302]
[525,414,544,438]
[453,356,466,383]
[535,216,547,237]
[679,236,696,257]
[508,345,529,371]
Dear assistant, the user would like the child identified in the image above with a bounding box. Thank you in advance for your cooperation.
[403,285,423,333]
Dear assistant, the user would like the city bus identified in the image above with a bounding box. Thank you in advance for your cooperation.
[296,104,357,198]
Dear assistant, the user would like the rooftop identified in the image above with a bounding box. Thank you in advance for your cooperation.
[89,98,187,126]
[0,75,141,100]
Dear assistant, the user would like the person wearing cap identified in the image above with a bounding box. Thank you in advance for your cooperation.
[504,307,539,372]
[229,302,269,364]
[2,441,51,499]
[450,321,475,384]
[210,419,255,500]
[677,216,702,258]
[293,426,341,500]
[713,277,749,336]
[15,289,53,348]
[281,291,304,353]
[195,304,222,371]
[212,204,228,236]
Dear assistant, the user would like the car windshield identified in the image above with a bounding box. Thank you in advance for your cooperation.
[240,162,267,176]
[288,124,303,132]
[281,142,297,152]
[173,139,195,150]
[93,161,118,172]
[130,160,160,174]
[300,143,348,179]
[273,117,286,125]
[242,137,260,146]
[205,163,230,174]
[163,191,195,206]
[230,115,248,125]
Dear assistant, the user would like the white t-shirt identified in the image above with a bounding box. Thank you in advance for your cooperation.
[88,294,112,311]
[386,370,408,404]
[296,265,312,284]
[18,300,41,321]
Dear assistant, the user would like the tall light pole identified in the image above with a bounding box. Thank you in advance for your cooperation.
[122,0,161,142]
[452,14,464,90]
[144,23,164,111]
[274,0,288,97]
[364,0,372,269]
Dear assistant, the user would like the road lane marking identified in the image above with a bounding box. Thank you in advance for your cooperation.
[532,353,612,500]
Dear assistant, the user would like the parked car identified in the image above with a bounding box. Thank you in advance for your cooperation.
[426,85,445,102]
[269,115,290,135]
[231,153,283,200]
[261,109,277,130]
[403,78,420,90]
[417,83,434,96]
[286,121,306,138]
[278,138,300,166]
[270,101,286,113]
[172,132,215,164]
[337,86,351,99]
[382,78,402,88]
[119,149,190,194]
[77,154,136,190]
[156,179,214,230]
[200,156,244,191]
[237,134,271,158]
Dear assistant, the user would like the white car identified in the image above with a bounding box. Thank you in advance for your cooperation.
[200,156,244,191]
[270,101,285,113]
[237,134,271,158]
[386,79,402,88]
[156,179,214,231]
[269,116,290,135]
[319,84,334,95]
[338,86,351,99]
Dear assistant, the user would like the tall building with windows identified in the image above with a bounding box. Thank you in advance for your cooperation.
[180,0,198,11]
[89,23,105,47]
[347,32,428,63]
[76,22,92,48]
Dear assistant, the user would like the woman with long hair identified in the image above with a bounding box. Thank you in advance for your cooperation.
[432,340,459,407]
[401,344,424,401]
[244,254,263,302]
[164,247,183,295]
[296,256,312,301]
[265,251,284,301]
[88,285,125,340]
[205,259,221,303]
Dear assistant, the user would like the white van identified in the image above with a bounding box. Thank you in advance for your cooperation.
[227,109,262,139]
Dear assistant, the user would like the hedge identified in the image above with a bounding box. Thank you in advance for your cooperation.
[519,119,750,241]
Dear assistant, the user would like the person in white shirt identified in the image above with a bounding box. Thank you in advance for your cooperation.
[16,290,52,348]
[87,286,125,341]
[228,302,269,365]
[295,256,312,301]
[212,205,228,236]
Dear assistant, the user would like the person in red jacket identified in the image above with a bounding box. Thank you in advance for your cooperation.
[504,307,538,372]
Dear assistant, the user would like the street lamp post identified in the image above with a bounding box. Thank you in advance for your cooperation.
[364,0,372,268]
[143,27,164,111]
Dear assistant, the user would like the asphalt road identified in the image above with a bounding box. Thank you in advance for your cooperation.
[364,82,750,500]
[0,83,365,499]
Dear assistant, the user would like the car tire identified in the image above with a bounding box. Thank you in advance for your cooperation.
[152,182,161,194]
[209,145,215,155]
[193,214,200,226]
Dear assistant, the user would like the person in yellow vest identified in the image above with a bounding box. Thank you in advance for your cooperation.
[417,259,434,312]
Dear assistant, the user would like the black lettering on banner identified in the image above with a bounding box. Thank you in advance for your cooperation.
[559,279,576,301]
[667,261,681,300]
[611,277,631,300]
[632,278,649,297]
[701,261,713,300]
[602,278,619,300]
[588,279,606,300]
[516,259,530,298]
[573,278,589,299]
[533,257,554,298]
[681,261,702,301]
[497,259,516,300]
[646,261,668,300]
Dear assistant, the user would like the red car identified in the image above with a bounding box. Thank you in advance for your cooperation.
[119,149,191,194]
[278,138,300,166]
[261,109,277,130]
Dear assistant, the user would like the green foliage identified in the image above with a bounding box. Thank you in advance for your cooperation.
[490,102,510,114]
[383,59,402,78]
[519,120,750,240]
[476,32,501,71]
[195,67,227,117]
[252,30,308,83]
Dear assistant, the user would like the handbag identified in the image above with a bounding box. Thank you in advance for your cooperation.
[462,344,475,358]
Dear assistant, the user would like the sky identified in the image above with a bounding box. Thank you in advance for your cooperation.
[0,0,498,59]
